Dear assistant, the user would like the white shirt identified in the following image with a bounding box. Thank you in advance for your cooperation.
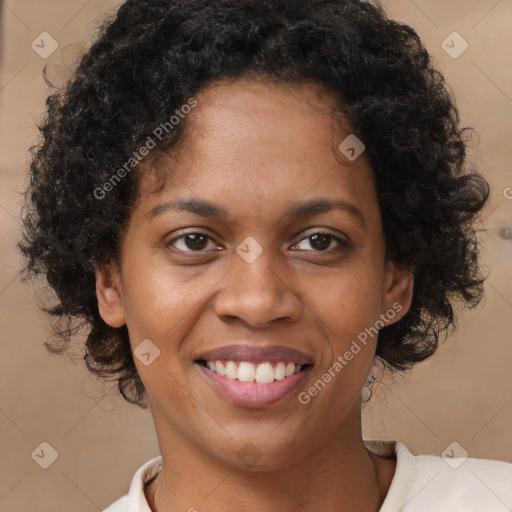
[103,440,512,511]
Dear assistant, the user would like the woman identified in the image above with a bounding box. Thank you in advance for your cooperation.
[19,0,512,510]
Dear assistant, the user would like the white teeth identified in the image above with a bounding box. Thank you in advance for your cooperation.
[274,362,286,380]
[205,360,307,383]
[216,361,226,377]
[255,362,275,384]
[285,362,295,377]
[225,361,238,379]
[237,361,256,382]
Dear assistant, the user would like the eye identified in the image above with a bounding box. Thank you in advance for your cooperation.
[292,231,349,252]
[167,232,219,252]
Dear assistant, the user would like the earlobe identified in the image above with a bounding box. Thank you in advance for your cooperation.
[95,264,126,328]
[383,263,414,325]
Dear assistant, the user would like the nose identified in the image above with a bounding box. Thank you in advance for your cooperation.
[213,253,302,328]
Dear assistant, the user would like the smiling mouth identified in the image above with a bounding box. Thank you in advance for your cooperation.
[196,359,313,384]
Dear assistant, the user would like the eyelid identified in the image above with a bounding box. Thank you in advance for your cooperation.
[169,228,214,240]
[294,227,350,244]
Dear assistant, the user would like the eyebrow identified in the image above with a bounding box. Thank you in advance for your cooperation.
[148,197,366,226]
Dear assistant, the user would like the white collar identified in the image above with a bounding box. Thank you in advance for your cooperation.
[116,440,410,511]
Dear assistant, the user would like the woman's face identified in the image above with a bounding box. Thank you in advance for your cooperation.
[97,78,413,470]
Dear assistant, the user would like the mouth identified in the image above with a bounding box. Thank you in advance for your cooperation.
[196,359,313,384]
[194,344,314,408]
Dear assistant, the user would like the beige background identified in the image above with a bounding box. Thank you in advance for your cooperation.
[1,1,511,511]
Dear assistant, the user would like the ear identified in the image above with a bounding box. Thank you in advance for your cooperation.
[381,261,414,326]
[95,263,126,328]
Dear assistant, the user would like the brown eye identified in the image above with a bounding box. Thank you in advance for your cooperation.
[309,233,332,251]
[168,232,214,252]
[293,231,349,252]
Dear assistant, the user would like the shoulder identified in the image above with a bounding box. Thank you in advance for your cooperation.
[102,456,163,512]
[411,448,512,512]
[407,447,512,510]
[365,440,512,512]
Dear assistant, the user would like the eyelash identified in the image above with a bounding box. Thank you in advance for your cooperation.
[166,230,349,254]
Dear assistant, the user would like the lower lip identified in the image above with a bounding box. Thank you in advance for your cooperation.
[197,364,313,408]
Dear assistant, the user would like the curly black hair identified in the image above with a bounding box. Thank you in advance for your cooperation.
[19,0,489,407]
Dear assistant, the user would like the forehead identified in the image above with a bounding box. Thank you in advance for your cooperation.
[185,77,345,158]
[136,78,379,226]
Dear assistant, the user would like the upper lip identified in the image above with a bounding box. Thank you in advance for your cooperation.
[195,344,314,365]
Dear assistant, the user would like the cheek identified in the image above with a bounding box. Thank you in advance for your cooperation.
[302,270,382,417]
[318,258,385,341]
[120,262,201,404]
[119,256,227,395]
[120,252,202,341]
[306,255,385,401]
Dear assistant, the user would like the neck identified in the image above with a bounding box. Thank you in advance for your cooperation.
[146,405,390,512]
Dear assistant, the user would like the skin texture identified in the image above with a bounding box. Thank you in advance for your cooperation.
[96,78,413,511]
